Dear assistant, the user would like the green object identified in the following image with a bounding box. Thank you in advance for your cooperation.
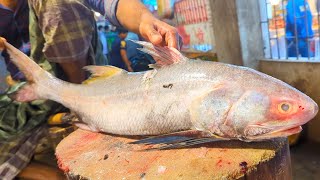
[0,83,65,141]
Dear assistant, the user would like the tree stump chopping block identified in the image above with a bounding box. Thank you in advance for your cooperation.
[55,129,292,180]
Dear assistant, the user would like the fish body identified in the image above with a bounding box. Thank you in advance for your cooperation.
[4,41,318,142]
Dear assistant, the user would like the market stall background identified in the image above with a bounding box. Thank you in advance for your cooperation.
[144,0,216,55]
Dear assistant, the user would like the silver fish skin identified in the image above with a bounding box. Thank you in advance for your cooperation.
[3,41,318,141]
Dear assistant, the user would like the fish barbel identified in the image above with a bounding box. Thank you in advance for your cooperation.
[3,40,318,148]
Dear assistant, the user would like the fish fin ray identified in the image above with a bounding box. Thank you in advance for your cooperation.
[156,138,227,150]
[131,40,188,67]
[131,130,230,150]
[4,41,67,102]
[83,65,125,84]
[130,130,212,145]
[143,138,229,151]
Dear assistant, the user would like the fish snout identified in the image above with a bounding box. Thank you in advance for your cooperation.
[313,103,319,115]
[302,100,319,123]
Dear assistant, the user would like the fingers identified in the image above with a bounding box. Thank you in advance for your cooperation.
[143,24,163,46]
[139,15,181,49]
[154,20,180,49]
[164,29,179,49]
[0,37,6,51]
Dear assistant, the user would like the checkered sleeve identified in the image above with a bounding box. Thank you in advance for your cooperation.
[85,0,105,15]
[29,0,95,63]
[104,0,121,27]
[85,0,121,27]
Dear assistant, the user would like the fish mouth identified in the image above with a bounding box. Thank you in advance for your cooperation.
[265,126,302,136]
[246,126,302,140]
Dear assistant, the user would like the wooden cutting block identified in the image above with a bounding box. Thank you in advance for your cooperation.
[56,129,291,180]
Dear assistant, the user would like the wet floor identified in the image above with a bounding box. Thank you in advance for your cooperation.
[291,141,320,180]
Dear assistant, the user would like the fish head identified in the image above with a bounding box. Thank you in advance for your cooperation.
[224,77,318,141]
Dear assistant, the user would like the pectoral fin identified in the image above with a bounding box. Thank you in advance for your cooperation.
[131,130,229,150]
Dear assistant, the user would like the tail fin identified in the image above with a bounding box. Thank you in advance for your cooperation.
[4,41,49,83]
[4,41,59,102]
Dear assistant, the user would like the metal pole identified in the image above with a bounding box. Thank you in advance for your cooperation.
[273,5,281,59]
[282,0,288,59]
[317,0,320,60]
[292,0,300,59]
[303,0,310,60]
[266,1,274,58]
[258,0,271,59]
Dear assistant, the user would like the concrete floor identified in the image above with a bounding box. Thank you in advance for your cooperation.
[291,141,320,180]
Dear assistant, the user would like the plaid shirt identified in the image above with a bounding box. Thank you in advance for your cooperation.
[1,0,120,79]
[28,0,120,65]
[0,83,65,180]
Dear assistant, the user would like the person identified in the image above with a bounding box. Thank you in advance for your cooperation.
[0,1,67,179]
[0,0,180,179]
[286,0,314,57]
[125,32,155,72]
[0,0,29,81]
[98,25,109,65]
[110,28,133,71]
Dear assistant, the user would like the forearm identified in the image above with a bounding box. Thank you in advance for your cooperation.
[120,49,132,71]
[116,0,151,33]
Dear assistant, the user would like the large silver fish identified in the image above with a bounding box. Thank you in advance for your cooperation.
[3,40,318,148]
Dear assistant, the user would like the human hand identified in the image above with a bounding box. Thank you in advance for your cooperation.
[0,37,6,51]
[127,66,133,72]
[116,0,181,49]
[139,13,181,49]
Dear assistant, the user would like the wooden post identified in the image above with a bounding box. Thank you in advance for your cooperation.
[209,0,264,69]
[210,0,243,66]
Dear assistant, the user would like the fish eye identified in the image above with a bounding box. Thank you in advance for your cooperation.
[281,104,290,111]
[278,103,292,113]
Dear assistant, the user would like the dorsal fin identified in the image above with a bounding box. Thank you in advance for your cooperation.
[131,40,188,68]
[82,65,125,84]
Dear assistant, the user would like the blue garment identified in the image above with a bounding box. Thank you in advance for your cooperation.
[286,0,314,57]
[286,0,313,39]
[126,40,141,61]
[0,0,29,80]
[99,31,108,55]
[125,32,140,60]
[110,37,126,69]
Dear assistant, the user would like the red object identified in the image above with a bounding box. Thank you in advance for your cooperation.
[177,25,190,47]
